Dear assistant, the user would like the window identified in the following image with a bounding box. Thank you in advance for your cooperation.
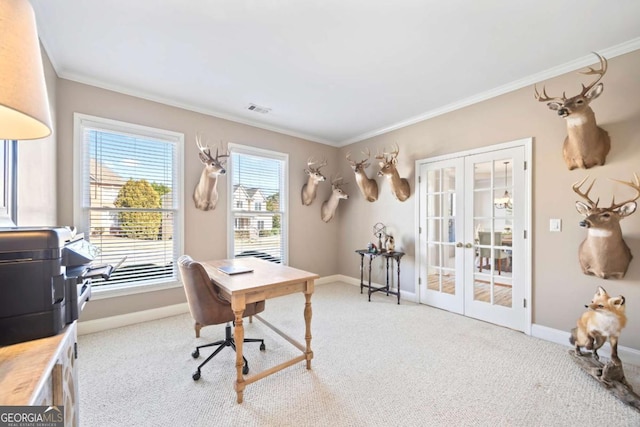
[228,143,287,264]
[74,114,183,292]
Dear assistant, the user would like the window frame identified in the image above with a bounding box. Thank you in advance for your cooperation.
[73,113,184,298]
[226,143,288,265]
[0,139,17,227]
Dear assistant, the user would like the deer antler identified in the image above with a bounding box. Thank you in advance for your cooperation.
[579,52,608,97]
[534,85,567,103]
[345,152,355,166]
[535,53,607,103]
[331,174,347,187]
[609,173,640,210]
[375,144,400,162]
[196,135,215,160]
[572,176,600,209]
[196,134,208,152]
[214,146,230,162]
[346,148,371,168]
[307,157,327,170]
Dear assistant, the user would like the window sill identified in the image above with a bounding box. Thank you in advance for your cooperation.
[89,279,182,300]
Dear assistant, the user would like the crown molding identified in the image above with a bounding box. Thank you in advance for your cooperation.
[340,37,640,146]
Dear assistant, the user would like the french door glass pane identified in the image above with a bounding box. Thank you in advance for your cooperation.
[425,167,457,296]
[472,159,513,307]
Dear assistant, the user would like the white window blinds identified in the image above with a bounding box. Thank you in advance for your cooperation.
[76,115,182,288]
[228,144,287,264]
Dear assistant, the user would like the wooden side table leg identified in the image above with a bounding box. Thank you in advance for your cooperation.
[304,290,313,369]
[233,308,245,403]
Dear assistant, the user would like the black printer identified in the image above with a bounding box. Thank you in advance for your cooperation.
[0,227,97,346]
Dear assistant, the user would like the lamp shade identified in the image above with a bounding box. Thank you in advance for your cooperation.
[0,0,52,140]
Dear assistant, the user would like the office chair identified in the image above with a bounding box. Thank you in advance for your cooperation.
[178,255,266,381]
[478,231,509,275]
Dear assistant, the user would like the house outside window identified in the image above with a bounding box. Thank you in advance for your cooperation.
[74,113,183,293]
[228,143,287,264]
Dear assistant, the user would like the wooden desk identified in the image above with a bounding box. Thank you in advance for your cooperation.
[201,258,318,403]
[0,322,78,425]
[355,250,405,304]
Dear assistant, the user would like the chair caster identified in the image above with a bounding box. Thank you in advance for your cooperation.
[243,364,249,375]
[192,349,199,358]
[192,370,201,381]
[260,343,266,351]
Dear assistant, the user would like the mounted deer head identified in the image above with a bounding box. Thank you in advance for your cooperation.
[346,148,378,202]
[301,157,327,206]
[321,175,349,223]
[573,173,640,279]
[376,143,410,202]
[535,52,611,170]
[193,136,229,211]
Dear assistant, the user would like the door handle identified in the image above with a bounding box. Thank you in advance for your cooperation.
[456,242,463,248]
[465,243,473,249]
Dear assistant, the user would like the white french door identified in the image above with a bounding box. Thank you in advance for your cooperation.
[417,143,529,331]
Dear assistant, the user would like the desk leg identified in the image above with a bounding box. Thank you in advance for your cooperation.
[233,307,246,404]
[304,289,313,369]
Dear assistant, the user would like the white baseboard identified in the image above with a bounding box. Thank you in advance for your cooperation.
[531,323,640,367]
[78,303,189,335]
[316,274,342,285]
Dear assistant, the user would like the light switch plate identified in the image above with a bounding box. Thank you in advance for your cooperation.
[550,218,562,232]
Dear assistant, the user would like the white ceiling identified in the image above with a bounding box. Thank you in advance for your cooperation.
[31,0,640,147]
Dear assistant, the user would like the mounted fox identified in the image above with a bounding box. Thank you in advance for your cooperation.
[573,173,640,279]
[570,286,627,364]
[535,52,610,170]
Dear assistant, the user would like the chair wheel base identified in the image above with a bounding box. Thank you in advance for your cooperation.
[243,364,249,375]
[260,343,266,351]
[192,349,199,358]
[192,370,201,381]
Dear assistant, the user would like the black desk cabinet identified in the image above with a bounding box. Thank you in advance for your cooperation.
[355,249,405,304]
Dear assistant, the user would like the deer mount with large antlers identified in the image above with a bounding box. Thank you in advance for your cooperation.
[346,148,378,202]
[193,136,229,211]
[321,175,349,223]
[573,173,640,279]
[535,52,611,170]
[301,157,327,206]
[376,144,410,202]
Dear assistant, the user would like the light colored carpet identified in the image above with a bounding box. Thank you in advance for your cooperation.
[78,282,640,426]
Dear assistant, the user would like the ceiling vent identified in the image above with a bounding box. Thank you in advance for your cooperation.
[246,103,271,114]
